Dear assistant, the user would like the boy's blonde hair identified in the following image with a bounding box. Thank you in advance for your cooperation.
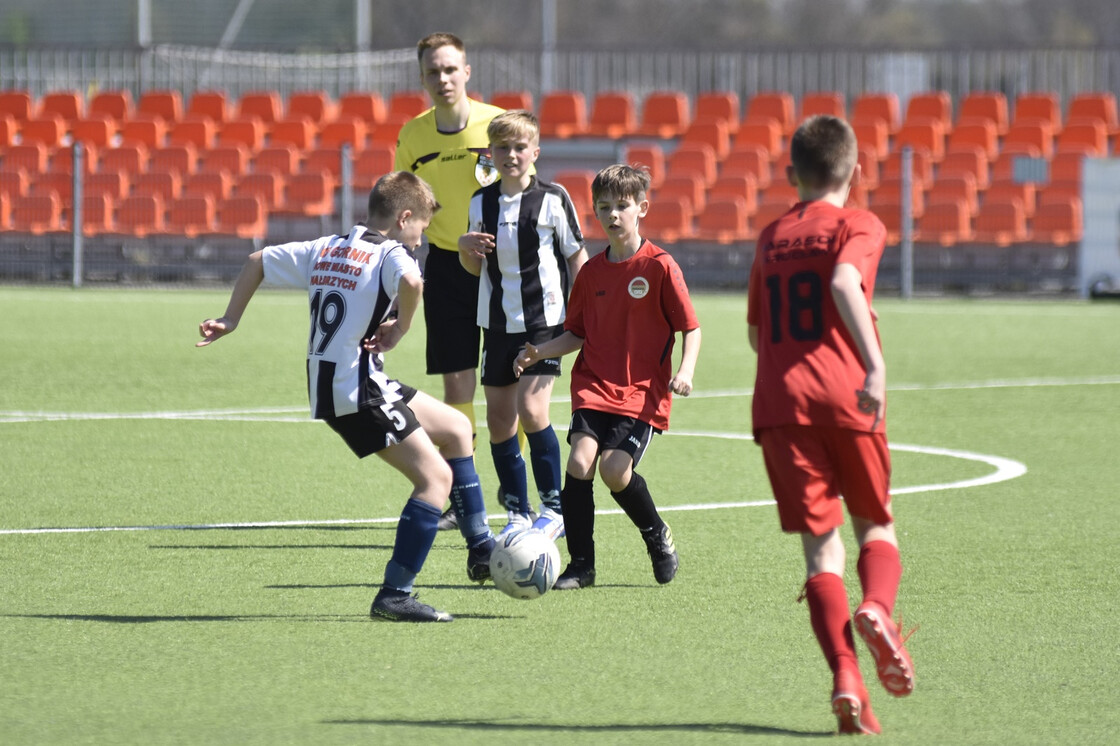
[368,171,441,222]
[789,115,858,190]
[487,109,540,145]
[416,32,464,62]
[591,164,652,204]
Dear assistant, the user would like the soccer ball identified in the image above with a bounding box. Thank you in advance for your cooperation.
[489,528,561,600]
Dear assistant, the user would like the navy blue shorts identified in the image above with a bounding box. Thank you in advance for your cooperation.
[422,246,481,375]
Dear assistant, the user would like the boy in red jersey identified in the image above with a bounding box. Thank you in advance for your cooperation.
[514,164,701,589]
[747,115,915,735]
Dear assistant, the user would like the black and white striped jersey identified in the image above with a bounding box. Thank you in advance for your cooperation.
[262,224,420,419]
[467,177,584,332]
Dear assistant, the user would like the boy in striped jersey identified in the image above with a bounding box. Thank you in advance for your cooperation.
[458,110,587,539]
[197,171,496,623]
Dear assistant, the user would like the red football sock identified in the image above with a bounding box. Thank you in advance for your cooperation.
[804,572,859,675]
[857,540,902,617]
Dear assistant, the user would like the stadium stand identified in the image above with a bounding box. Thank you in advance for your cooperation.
[585,91,637,138]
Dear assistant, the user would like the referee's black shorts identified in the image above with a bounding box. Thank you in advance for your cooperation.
[423,245,481,375]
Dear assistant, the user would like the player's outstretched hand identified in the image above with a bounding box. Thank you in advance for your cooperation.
[669,373,693,397]
[513,343,540,378]
[196,317,236,347]
[364,319,405,353]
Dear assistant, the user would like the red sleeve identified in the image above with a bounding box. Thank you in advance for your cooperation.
[660,255,700,332]
[836,210,887,280]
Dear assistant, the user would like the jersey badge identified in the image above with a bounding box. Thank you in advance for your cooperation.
[475,152,499,187]
[628,277,650,299]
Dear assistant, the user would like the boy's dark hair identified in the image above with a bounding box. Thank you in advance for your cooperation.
[487,109,540,145]
[368,171,441,222]
[591,164,652,204]
[789,115,858,190]
[417,32,465,62]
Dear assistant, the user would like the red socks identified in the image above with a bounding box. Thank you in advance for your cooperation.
[804,572,858,675]
[857,540,902,617]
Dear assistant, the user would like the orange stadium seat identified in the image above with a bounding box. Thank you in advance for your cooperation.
[798,91,846,122]
[623,143,665,189]
[694,196,752,243]
[183,169,234,202]
[490,90,533,112]
[369,116,409,146]
[895,119,946,162]
[745,91,795,136]
[680,119,730,160]
[200,144,250,177]
[1037,182,1081,209]
[0,113,15,147]
[928,173,980,217]
[585,91,637,138]
[846,181,870,209]
[872,176,926,218]
[1049,151,1084,186]
[217,117,267,151]
[1066,92,1118,134]
[666,142,717,185]
[237,91,283,127]
[851,93,900,135]
[318,118,368,151]
[71,116,117,149]
[301,147,347,181]
[287,91,336,124]
[149,144,198,180]
[1031,198,1082,246]
[10,193,64,233]
[694,91,740,134]
[1004,120,1054,159]
[1013,92,1062,133]
[946,119,998,160]
[235,172,286,211]
[940,146,990,190]
[753,195,798,233]
[28,171,73,201]
[957,91,1008,135]
[868,199,903,245]
[761,173,800,205]
[986,178,1036,217]
[38,91,83,122]
[656,173,707,214]
[0,192,8,229]
[48,143,97,176]
[916,199,972,246]
[723,145,772,189]
[904,91,952,131]
[168,117,216,150]
[19,115,66,147]
[856,145,881,190]
[641,198,693,243]
[130,170,180,203]
[734,119,783,158]
[337,92,386,125]
[710,173,758,214]
[539,91,587,139]
[186,91,231,125]
[137,90,183,124]
[1055,121,1107,156]
[79,192,116,236]
[553,170,595,219]
[0,168,30,201]
[637,91,690,139]
[99,144,149,176]
[253,144,301,177]
[269,117,317,150]
[213,195,268,239]
[852,120,889,161]
[881,148,934,191]
[351,143,395,190]
[278,172,334,218]
[119,115,168,149]
[86,171,131,201]
[89,90,133,122]
[114,193,165,236]
[973,196,1029,246]
[164,194,216,237]
[387,91,429,121]
[3,143,48,173]
[0,90,34,122]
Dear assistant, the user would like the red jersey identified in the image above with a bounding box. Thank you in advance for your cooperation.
[747,200,887,434]
[565,240,700,431]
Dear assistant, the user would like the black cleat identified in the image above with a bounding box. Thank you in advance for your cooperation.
[642,523,679,584]
[552,562,596,590]
[370,589,453,622]
[436,505,459,531]
[467,537,495,583]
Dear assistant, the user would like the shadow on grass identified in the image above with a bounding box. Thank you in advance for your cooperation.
[322,717,832,738]
[2,610,521,623]
[149,543,397,551]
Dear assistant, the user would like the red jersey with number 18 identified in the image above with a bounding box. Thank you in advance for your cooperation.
[565,240,700,431]
[747,200,887,434]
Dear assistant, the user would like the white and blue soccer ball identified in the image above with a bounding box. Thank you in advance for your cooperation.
[489,528,561,600]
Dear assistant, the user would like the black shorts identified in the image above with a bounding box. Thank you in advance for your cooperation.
[423,245,481,375]
[567,408,659,468]
[324,385,420,458]
[481,325,564,387]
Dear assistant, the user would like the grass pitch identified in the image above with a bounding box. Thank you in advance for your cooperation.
[1,286,1118,744]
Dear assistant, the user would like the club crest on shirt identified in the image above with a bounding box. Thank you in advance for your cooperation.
[476,152,499,187]
[628,277,650,299]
